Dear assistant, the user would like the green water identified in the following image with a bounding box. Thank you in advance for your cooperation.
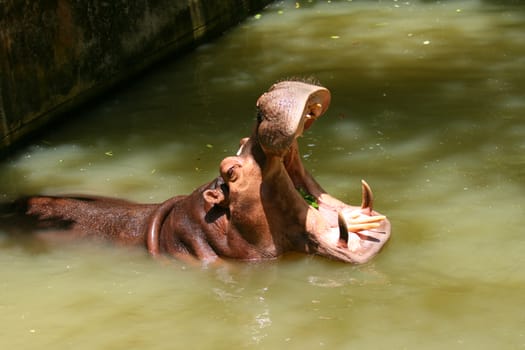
[1,0,524,348]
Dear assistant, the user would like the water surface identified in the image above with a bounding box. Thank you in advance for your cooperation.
[1,1,524,349]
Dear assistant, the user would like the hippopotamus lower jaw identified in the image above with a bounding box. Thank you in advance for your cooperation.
[280,141,390,263]
[302,180,391,264]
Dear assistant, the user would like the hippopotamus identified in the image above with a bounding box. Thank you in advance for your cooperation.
[1,80,391,265]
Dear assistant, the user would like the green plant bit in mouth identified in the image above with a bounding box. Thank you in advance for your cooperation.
[297,187,319,209]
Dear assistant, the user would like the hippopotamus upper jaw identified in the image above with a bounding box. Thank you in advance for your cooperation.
[256,81,331,157]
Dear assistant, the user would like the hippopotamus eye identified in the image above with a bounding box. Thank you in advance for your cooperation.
[227,165,239,182]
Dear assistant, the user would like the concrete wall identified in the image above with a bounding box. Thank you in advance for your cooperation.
[0,0,272,153]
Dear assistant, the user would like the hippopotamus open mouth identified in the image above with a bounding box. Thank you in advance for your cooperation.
[216,80,391,264]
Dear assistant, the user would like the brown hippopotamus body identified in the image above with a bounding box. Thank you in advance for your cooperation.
[2,81,391,265]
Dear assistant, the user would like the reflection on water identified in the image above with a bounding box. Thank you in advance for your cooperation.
[1,1,524,349]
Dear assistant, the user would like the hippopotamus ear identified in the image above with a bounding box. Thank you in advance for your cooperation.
[203,189,227,207]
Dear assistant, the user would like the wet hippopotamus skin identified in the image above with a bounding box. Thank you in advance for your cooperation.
[2,80,391,265]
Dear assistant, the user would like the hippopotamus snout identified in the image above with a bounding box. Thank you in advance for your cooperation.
[256,81,330,157]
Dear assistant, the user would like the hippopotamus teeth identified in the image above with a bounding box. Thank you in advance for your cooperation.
[337,211,349,249]
[360,179,373,214]
[337,209,383,251]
